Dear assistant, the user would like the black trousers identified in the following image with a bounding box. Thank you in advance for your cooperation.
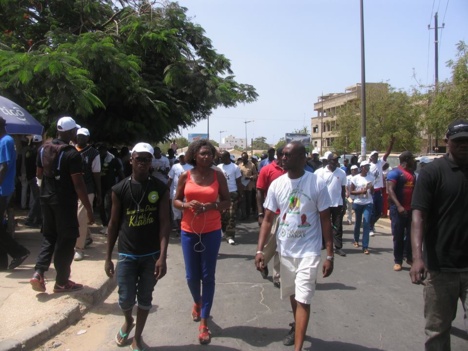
[330,205,344,249]
[0,195,29,270]
[35,201,78,285]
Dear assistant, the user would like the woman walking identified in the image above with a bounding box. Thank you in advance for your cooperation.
[173,140,230,344]
[350,161,375,254]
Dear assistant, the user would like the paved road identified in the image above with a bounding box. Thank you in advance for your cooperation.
[35,219,467,351]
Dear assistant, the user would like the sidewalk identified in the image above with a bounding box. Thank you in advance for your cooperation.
[0,211,116,351]
[0,212,392,351]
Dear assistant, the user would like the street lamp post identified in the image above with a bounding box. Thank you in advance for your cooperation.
[219,130,226,147]
[244,120,254,151]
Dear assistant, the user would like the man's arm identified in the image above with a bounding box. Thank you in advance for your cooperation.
[319,208,334,278]
[0,162,7,186]
[387,180,405,214]
[71,173,95,224]
[409,209,427,284]
[255,209,275,271]
[104,190,121,277]
[256,188,266,226]
[155,189,170,280]
[382,135,396,162]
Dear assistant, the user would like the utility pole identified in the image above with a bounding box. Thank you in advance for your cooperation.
[244,120,254,151]
[428,12,444,151]
[360,0,367,159]
[219,130,226,146]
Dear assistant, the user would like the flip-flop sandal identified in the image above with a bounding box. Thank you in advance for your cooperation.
[115,323,135,346]
[198,325,211,345]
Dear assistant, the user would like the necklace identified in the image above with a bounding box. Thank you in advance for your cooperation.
[128,176,150,213]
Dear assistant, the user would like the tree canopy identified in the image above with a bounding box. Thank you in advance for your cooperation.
[0,0,257,144]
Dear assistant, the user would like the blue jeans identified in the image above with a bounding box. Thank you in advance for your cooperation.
[181,229,221,319]
[117,253,159,311]
[370,190,383,231]
[390,205,412,264]
[353,203,373,249]
[424,271,468,351]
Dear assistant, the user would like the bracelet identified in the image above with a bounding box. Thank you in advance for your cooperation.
[181,202,184,209]
[257,213,264,218]
[202,205,206,212]
[215,202,218,210]
[326,255,334,262]
[256,250,265,255]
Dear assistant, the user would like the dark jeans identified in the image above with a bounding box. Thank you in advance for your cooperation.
[370,189,383,231]
[26,179,42,225]
[424,271,468,351]
[389,205,412,264]
[35,201,78,284]
[181,229,221,319]
[0,195,29,270]
[330,206,344,249]
[241,190,252,219]
[116,253,159,311]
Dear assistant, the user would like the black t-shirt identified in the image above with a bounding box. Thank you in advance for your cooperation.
[37,139,83,206]
[112,176,167,255]
[101,154,121,192]
[411,155,468,272]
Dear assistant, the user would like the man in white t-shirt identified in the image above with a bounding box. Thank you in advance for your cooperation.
[167,153,193,233]
[151,146,170,184]
[314,152,347,257]
[217,151,243,244]
[368,136,395,236]
[255,141,333,350]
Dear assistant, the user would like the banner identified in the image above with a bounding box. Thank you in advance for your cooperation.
[188,133,208,142]
[285,133,311,149]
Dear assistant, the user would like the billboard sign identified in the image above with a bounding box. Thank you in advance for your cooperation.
[188,133,208,142]
[285,133,311,150]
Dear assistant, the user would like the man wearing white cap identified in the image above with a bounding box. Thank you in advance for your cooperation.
[74,127,101,261]
[368,136,395,236]
[105,142,170,351]
[30,116,95,293]
[167,152,193,233]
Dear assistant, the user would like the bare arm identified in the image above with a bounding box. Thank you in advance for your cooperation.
[0,162,7,186]
[104,191,121,277]
[255,209,276,271]
[320,208,334,278]
[256,188,266,226]
[409,209,427,284]
[382,135,396,162]
[386,180,405,214]
[93,172,102,206]
[155,189,170,280]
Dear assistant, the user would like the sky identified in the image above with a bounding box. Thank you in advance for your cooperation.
[176,0,468,145]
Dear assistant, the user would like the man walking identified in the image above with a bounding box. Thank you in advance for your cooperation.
[368,136,395,236]
[315,153,347,256]
[255,141,334,351]
[410,119,468,351]
[0,117,30,270]
[239,151,257,219]
[30,116,94,293]
[105,142,170,351]
[217,151,243,244]
[386,151,416,271]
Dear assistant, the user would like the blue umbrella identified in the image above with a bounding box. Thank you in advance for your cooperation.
[0,96,44,135]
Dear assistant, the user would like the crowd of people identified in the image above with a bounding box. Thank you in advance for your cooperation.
[0,116,466,351]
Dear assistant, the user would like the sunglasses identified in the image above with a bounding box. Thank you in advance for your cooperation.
[133,156,152,163]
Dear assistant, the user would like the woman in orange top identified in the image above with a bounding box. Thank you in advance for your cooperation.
[174,140,230,345]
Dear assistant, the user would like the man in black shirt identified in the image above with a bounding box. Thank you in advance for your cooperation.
[410,119,468,351]
[105,142,170,351]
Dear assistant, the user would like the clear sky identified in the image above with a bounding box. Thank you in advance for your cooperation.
[176,0,468,145]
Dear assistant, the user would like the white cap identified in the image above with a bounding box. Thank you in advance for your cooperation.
[178,152,185,157]
[57,116,78,132]
[416,156,433,164]
[324,151,332,158]
[77,128,90,136]
[230,154,236,161]
[32,135,42,142]
[131,142,154,155]
[312,148,319,155]
[350,165,358,170]
[360,160,370,166]
[370,150,378,156]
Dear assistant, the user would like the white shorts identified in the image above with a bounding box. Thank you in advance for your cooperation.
[280,255,321,304]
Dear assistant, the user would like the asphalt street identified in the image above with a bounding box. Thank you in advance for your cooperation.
[35,219,467,351]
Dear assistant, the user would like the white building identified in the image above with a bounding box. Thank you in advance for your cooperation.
[220,135,246,150]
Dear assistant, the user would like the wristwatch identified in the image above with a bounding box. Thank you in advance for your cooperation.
[257,213,264,218]
[326,256,334,262]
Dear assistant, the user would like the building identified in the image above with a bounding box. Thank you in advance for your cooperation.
[220,135,246,150]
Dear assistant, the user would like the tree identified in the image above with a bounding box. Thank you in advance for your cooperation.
[275,137,286,150]
[0,0,257,144]
[293,126,309,134]
[252,136,270,150]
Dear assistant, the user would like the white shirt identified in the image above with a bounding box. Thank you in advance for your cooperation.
[151,156,170,184]
[168,163,193,198]
[264,172,331,258]
[217,162,242,192]
[346,174,356,200]
[369,159,385,189]
[351,174,375,205]
[314,166,347,207]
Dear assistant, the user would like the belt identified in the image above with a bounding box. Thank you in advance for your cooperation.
[374,188,382,192]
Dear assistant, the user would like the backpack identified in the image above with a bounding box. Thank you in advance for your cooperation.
[40,141,73,179]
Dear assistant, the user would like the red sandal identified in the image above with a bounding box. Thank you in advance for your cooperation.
[191,302,201,322]
[198,325,211,345]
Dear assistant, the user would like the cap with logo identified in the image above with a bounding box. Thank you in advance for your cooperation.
[131,142,154,156]
[77,128,90,136]
[446,120,468,140]
[57,116,78,132]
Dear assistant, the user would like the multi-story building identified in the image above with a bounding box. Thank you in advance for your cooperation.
[220,135,246,150]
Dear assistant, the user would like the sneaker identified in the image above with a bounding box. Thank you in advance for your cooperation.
[8,251,30,270]
[85,237,93,247]
[74,250,84,261]
[30,272,46,292]
[334,248,347,257]
[227,238,235,245]
[393,263,402,271]
[53,280,83,293]
[99,226,108,235]
[369,230,375,237]
[283,322,295,346]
